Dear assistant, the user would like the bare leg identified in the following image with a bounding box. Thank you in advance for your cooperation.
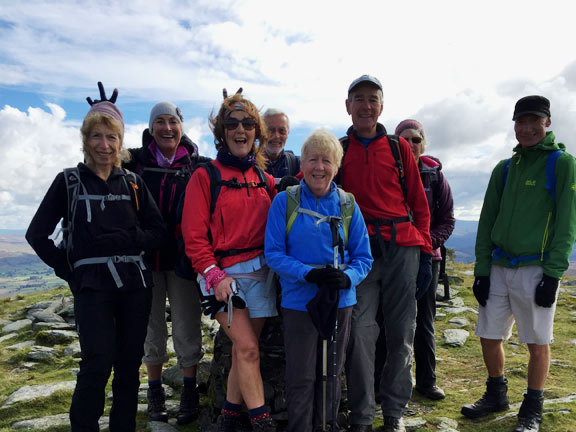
[216,310,267,409]
[527,344,550,390]
[146,364,163,381]
[480,338,505,377]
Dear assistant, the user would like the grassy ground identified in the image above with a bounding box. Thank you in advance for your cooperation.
[0,263,575,431]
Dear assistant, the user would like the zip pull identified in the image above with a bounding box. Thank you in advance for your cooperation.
[130,181,140,211]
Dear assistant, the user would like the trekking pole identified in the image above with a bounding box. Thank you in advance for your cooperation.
[329,217,342,431]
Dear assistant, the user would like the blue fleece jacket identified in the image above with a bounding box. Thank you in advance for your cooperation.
[265,181,373,311]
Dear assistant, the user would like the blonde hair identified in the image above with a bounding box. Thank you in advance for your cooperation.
[81,113,130,168]
[209,93,268,171]
[301,129,343,166]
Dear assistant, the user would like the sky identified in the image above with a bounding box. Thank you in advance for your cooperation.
[2,0,576,230]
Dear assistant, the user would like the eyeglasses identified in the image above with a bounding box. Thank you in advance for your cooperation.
[403,136,422,144]
[224,118,257,131]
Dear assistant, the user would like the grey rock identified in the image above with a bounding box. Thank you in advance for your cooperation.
[12,414,109,430]
[28,310,66,324]
[32,321,76,331]
[448,317,470,328]
[136,384,175,401]
[0,317,11,326]
[3,381,76,407]
[28,345,58,360]
[442,306,477,315]
[63,341,81,357]
[447,297,465,307]
[404,416,427,431]
[162,364,183,389]
[443,329,469,347]
[58,304,75,318]
[70,368,80,376]
[2,319,32,333]
[39,329,77,343]
[434,416,459,430]
[0,333,18,343]
[561,279,576,286]
[571,340,576,346]
[148,420,180,431]
[6,341,35,350]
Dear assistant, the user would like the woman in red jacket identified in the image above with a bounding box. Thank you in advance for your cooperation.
[182,90,277,432]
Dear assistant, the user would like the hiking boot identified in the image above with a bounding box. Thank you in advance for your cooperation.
[217,413,239,432]
[461,378,510,419]
[383,416,405,432]
[251,416,277,432]
[147,386,168,422]
[415,385,446,400]
[176,385,199,425]
[514,394,543,432]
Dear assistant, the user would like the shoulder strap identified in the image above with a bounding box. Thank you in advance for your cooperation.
[337,188,355,246]
[502,158,512,191]
[387,134,408,202]
[284,151,298,176]
[339,136,350,156]
[285,185,301,236]
[253,166,269,192]
[198,163,221,215]
[545,150,563,201]
[62,167,82,270]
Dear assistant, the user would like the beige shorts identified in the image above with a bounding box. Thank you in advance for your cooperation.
[475,265,557,345]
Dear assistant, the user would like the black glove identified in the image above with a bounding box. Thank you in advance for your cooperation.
[276,176,300,192]
[415,253,433,300]
[473,276,490,307]
[201,295,226,319]
[86,81,118,105]
[535,274,559,307]
[305,267,351,290]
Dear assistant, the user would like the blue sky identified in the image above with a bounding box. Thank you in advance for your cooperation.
[2,0,576,229]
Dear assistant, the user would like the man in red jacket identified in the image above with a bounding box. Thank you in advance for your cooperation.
[341,75,432,432]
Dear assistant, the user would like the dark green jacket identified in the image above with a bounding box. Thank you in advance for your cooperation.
[475,132,576,279]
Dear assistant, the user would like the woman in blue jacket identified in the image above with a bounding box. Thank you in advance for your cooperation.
[265,129,372,432]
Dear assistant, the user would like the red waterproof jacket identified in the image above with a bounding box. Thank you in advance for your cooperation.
[182,160,277,274]
[340,125,433,254]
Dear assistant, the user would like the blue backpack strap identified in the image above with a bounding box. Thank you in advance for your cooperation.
[502,158,511,191]
[545,150,563,201]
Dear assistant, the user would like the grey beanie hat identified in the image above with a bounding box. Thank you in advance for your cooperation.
[149,102,184,132]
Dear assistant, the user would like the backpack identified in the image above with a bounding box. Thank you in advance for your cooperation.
[284,184,355,247]
[284,150,299,176]
[174,162,270,279]
[502,150,563,200]
[60,167,139,272]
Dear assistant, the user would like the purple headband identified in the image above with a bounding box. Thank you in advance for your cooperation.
[395,119,424,138]
[86,101,125,132]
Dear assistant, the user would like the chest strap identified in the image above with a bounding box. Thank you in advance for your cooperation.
[76,193,132,222]
[73,253,147,288]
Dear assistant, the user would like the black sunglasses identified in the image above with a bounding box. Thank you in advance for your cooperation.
[404,136,422,144]
[224,118,257,131]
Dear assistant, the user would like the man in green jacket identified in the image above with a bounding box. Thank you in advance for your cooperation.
[461,95,576,432]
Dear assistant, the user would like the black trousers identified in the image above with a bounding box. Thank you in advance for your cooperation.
[374,260,441,391]
[70,287,152,432]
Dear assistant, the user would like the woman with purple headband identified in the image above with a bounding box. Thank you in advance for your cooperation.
[182,90,278,432]
[26,83,166,431]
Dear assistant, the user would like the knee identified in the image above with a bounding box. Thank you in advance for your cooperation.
[232,339,260,365]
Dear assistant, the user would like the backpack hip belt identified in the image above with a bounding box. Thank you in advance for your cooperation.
[366,215,412,256]
[492,246,549,267]
[73,252,147,289]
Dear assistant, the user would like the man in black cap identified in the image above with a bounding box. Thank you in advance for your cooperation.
[462,95,576,432]
[340,75,433,432]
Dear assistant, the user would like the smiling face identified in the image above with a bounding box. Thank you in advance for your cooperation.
[345,83,383,138]
[264,114,289,158]
[85,123,121,171]
[225,111,256,158]
[514,114,550,148]
[152,114,182,158]
[301,151,338,198]
[399,128,425,160]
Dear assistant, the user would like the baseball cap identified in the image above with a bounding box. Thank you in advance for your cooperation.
[348,75,383,94]
[512,95,551,120]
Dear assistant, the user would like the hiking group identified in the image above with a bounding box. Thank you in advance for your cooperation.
[25,76,576,432]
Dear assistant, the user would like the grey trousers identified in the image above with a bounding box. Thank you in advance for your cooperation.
[283,306,353,432]
[345,245,419,423]
[142,271,203,368]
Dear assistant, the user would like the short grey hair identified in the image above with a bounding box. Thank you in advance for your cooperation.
[263,108,290,129]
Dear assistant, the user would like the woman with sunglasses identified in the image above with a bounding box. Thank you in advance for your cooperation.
[182,90,277,432]
[394,119,455,401]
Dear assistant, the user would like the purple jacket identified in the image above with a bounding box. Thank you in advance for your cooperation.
[420,155,455,260]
